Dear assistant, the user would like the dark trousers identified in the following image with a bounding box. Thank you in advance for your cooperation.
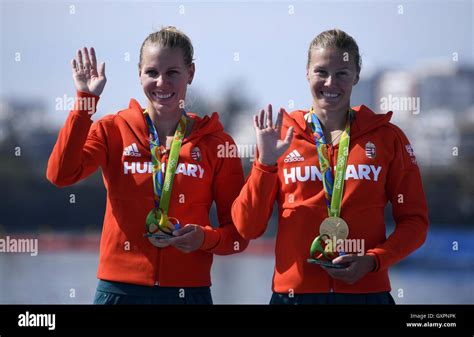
[93,279,213,304]
[270,291,396,305]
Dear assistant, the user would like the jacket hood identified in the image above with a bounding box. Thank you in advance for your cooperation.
[283,105,393,144]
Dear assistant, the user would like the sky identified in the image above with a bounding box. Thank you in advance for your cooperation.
[1,0,473,128]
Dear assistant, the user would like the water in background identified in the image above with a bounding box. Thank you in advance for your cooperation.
[0,227,472,304]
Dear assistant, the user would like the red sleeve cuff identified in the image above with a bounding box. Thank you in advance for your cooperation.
[366,252,380,272]
[254,160,278,173]
[200,226,220,251]
[74,91,100,115]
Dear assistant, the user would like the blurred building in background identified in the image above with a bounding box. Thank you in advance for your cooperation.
[366,63,474,167]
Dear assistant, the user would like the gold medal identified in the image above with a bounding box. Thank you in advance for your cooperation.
[145,208,180,248]
[319,216,349,241]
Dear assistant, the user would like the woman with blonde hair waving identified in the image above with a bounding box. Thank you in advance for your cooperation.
[232,29,428,304]
[47,27,248,304]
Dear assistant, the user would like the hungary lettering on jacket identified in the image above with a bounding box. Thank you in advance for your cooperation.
[123,162,204,178]
[283,164,382,184]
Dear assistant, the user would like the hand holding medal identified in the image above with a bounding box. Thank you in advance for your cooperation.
[162,224,204,253]
[145,208,181,247]
[307,217,350,269]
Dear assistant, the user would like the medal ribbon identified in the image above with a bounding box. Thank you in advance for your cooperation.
[144,109,188,228]
[309,107,353,217]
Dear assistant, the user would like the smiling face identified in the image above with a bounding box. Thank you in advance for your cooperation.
[306,47,359,114]
[139,45,195,116]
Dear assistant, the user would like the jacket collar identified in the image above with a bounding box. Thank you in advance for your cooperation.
[284,105,393,144]
[116,99,225,149]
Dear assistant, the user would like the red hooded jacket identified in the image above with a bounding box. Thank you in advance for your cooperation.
[232,105,429,294]
[47,91,249,287]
